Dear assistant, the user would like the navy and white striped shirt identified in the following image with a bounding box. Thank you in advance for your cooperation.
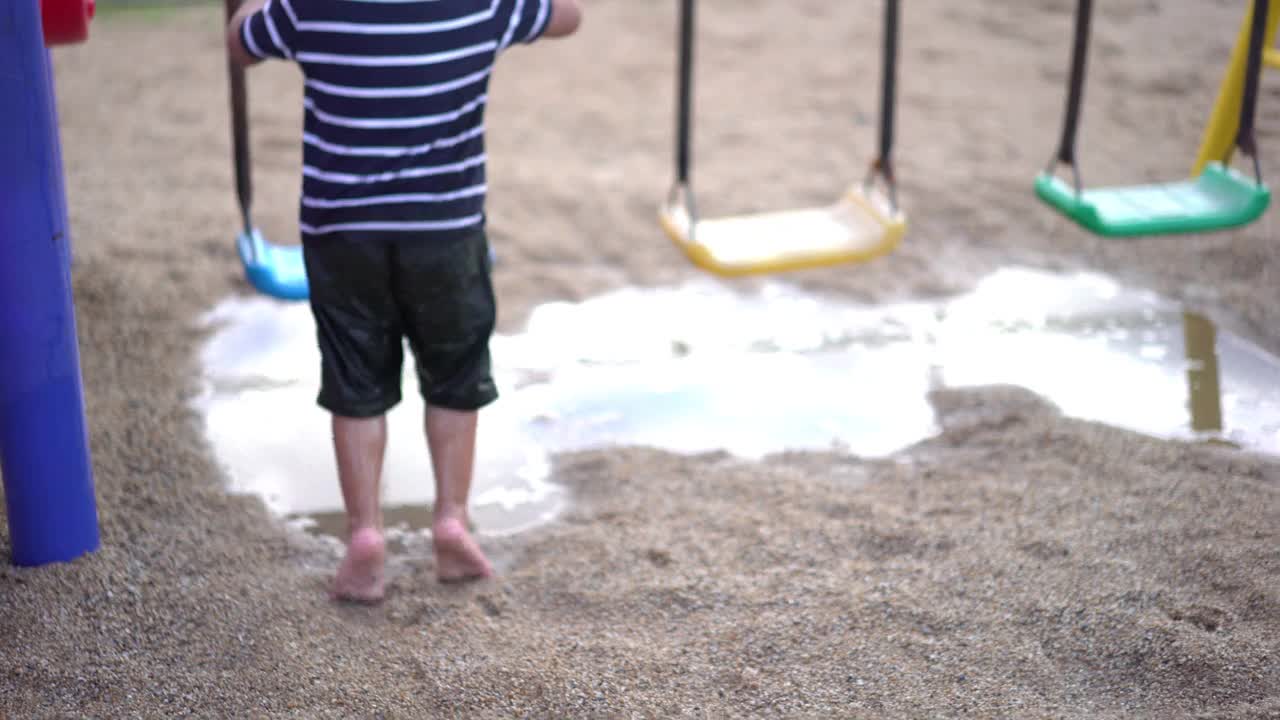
[240,0,551,239]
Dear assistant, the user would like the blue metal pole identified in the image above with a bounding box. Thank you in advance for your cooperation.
[0,0,100,567]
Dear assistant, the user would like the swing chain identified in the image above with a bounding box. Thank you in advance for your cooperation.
[665,181,698,240]
[1236,0,1270,185]
[863,157,899,215]
[1043,156,1085,196]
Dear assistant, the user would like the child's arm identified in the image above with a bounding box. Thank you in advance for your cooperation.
[543,0,583,38]
[226,0,268,68]
[501,0,582,48]
[226,0,300,68]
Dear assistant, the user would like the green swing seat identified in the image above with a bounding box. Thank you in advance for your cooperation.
[1035,162,1271,238]
[1037,0,1273,239]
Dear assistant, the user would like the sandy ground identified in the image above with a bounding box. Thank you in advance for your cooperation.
[2,0,1279,717]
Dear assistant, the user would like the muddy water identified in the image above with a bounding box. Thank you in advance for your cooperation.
[194,267,1280,541]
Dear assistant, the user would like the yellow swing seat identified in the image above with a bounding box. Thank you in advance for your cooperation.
[659,184,906,277]
[661,0,905,277]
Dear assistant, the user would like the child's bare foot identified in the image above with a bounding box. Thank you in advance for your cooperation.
[433,518,493,583]
[332,527,386,604]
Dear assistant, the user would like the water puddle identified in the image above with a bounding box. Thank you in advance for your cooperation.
[193,267,1280,542]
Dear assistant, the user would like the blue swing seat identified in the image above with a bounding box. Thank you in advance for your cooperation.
[237,229,309,302]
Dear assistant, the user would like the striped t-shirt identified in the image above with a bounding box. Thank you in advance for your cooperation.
[240,0,552,239]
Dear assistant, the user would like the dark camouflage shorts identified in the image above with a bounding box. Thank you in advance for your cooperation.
[302,227,498,417]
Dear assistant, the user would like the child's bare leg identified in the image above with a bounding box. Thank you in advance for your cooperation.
[425,405,493,582]
[331,414,388,602]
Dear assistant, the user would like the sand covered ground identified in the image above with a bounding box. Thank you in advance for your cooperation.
[2,0,1279,717]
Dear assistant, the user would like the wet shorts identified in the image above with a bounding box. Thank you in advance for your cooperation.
[302,228,498,417]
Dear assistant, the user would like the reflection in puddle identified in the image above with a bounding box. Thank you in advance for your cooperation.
[193,267,1280,541]
[192,303,560,541]
[1183,311,1223,433]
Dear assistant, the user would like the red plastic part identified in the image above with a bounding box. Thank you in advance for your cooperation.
[41,0,95,46]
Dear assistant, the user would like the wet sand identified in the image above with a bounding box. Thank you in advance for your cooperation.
[2,0,1279,717]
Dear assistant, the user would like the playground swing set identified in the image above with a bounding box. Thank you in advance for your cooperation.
[226,36,310,303]
[224,0,1276,297]
[657,0,907,277]
[0,0,1277,567]
[1035,0,1276,237]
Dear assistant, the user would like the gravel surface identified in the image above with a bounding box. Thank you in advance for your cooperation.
[2,1,1278,717]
